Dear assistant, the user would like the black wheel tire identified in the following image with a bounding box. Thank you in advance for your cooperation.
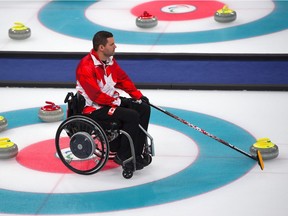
[55,115,110,175]
[122,169,133,179]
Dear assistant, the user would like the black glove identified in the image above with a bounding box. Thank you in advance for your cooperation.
[141,96,149,104]
[120,97,131,107]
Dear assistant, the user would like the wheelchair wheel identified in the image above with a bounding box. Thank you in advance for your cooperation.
[122,169,133,179]
[55,115,110,175]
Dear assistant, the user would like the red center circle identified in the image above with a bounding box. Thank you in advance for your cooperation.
[131,0,225,21]
[16,139,119,174]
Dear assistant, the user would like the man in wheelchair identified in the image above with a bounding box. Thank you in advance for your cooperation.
[75,30,151,171]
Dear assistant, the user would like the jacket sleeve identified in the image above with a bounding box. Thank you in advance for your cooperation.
[113,60,143,100]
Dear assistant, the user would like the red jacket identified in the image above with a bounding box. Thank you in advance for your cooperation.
[76,49,143,114]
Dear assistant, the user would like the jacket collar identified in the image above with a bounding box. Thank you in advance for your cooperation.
[90,49,114,66]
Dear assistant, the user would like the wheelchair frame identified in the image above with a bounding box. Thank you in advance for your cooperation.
[55,92,154,179]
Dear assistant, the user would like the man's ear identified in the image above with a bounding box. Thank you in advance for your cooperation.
[99,45,104,51]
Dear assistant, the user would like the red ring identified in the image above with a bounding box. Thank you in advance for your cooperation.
[131,0,225,21]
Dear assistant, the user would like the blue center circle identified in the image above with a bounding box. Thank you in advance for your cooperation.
[0,106,256,214]
[38,0,288,45]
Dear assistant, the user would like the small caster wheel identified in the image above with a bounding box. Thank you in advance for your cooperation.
[143,154,152,165]
[122,169,133,179]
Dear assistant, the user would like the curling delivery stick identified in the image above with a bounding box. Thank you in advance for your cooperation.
[149,103,264,170]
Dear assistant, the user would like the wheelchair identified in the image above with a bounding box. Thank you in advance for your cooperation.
[55,92,154,179]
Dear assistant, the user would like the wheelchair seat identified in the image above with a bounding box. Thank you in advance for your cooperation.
[65,91,121,132]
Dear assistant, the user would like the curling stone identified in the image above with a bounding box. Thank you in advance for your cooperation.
[214,5,237,23]
[0,137,18,159]
[9,22,31,40]
[38,101,64,122]
[0,116,8,132]
[250,138,279,160]
[136,11,158,28]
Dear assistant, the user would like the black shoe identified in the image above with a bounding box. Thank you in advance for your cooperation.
[136,154,152,167]
[113,155,144,170]
[136,156,150,167]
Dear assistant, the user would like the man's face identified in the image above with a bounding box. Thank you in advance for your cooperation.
[102,37,117,58]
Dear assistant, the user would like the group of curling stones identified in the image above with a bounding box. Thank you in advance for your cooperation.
[0,101,64,159]
[7,5,236,40]
[0,116,18,159]
[0,116,17,159]
[135,5,236,29]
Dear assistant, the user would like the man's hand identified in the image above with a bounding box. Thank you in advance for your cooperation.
[141,96,149,104]
[120,97,131,107]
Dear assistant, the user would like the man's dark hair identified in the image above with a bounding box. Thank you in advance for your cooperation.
[93,31,113,51]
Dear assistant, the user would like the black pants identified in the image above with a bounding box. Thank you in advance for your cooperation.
[88,101,150,160]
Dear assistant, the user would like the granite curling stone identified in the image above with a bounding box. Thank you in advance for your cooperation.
[0,137,18,159]
[0,116,8,132]
[214,5,237,23]
[9,22,31,40]
[38,101,64,122]
[250,137,279,160]
[136,11,158,28]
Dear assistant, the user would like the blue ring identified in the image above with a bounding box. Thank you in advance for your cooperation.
[38,0,288,44]
[0,106,256,214]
